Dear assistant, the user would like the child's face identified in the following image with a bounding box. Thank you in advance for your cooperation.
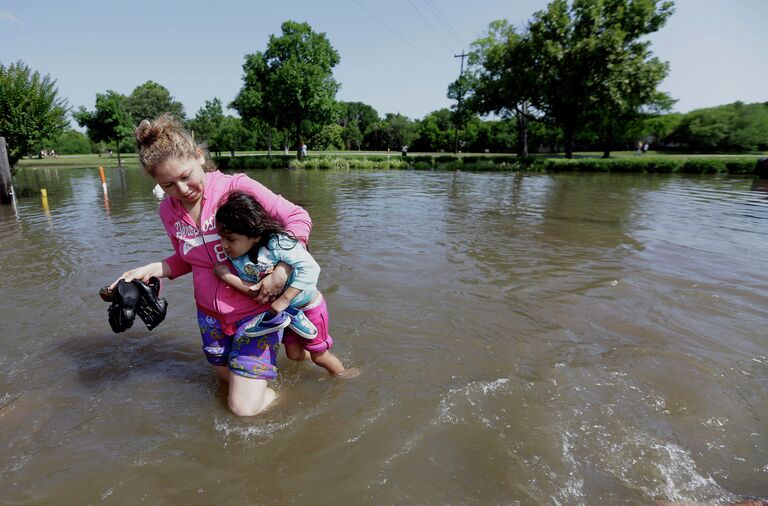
[153,153,206,204]
[218,228,259,259]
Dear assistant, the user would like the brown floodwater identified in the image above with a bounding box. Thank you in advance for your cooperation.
[1,165,766,505]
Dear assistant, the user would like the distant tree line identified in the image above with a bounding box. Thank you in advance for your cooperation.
[2,2,767,171]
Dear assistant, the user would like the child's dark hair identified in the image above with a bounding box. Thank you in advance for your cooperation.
[215,191,296,254]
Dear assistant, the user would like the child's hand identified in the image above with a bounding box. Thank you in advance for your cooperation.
[270,297,289,314]
[213,263,231,279]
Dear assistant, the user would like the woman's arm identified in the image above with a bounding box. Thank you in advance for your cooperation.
[248,262,293,304]
[110,260,174,289]
[233,175,312,246]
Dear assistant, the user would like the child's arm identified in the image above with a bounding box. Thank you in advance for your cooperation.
[213,263,259,297]
[269,237,321,312]
[270,286,302,313]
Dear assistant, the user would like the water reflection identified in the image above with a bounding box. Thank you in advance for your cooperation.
[1,167,766,504]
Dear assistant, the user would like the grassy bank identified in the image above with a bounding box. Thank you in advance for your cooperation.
[17,151,766,175]
[215,153,765,175]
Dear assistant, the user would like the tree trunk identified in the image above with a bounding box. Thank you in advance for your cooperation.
[296,117,303,159]
[116,138,122,167]
[564,123,574,159]
[267,128,272,158]
[601,122,613,159]
[516,107,529,157]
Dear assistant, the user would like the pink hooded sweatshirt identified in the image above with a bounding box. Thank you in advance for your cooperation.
[159,170,312,325]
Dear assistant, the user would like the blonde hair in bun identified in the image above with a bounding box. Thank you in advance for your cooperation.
[135,114,216,175]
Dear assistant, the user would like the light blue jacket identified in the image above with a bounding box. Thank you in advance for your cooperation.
[230,234,320,308]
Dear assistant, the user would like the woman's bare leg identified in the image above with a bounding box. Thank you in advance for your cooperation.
[226,373,276,417]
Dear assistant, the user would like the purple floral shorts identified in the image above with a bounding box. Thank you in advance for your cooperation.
[197,310,282,380]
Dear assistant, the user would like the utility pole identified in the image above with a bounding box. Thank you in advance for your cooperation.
[453,51,468,154]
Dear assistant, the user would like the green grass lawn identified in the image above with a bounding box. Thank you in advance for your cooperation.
[16,150,765,171]
[17,153,141,169]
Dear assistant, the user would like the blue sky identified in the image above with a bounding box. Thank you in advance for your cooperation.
[2,0,766,124]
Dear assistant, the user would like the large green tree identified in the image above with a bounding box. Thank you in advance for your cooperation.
[188,98,225,147]
[232,20,340,157]
[210,116,252,157]
[51,129,92,154]
[74,91,134,166]
[337,101,379,150]
[125,81,185,125]
[527,0,674,158]
[364,113,418,151]
[414,109,455,152]
[585,0,675,157]
[458,20,537,156]
[667,102,768,152]
[0,60,69,169]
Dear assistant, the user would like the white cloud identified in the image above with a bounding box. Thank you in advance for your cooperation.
[0,11,25,26]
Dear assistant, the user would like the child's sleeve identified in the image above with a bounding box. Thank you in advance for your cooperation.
[270,238,320,291]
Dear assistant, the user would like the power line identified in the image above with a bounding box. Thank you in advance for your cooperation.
[351,0,453,75]
[423,0,465,49]
[407,0,456,53]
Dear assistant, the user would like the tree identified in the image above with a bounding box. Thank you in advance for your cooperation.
[584,0,675,157]
[0,60,69,169]
[458,20,539,156]
[51,129,92,154]
[414,109,454,152]
[210,116,252,157]
[526,0,674,158]
[125,81,185,125]
[667,102,768,152]
[311,123,344,150]
[75,91,134,166]
[338,101,379,150]
[233,21,340,157]
[379,113,418,150]
[188,98,225,146]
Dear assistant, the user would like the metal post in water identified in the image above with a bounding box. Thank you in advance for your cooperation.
[0,137,13,205]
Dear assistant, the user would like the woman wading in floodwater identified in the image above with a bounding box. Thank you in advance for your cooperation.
[112,114,314,416]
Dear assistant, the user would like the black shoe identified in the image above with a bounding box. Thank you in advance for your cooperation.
[107,280,140,333]
[132,277,168,331]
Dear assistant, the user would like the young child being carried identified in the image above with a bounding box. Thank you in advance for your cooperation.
[213,191,346,376]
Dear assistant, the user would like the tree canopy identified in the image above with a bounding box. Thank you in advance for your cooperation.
[125,81,186,125]
[188,98,225,146]
[667,102,768,151]
[0,60,69,169]
[232,20,340,156]
[458,0,674,157]
[74,91,134,165]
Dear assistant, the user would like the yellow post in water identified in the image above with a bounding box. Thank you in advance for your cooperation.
[40,188,50,216]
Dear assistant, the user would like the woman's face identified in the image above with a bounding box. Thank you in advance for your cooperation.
[153,153,206,204]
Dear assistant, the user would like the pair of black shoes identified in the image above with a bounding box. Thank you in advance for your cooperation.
[100,278,168,333]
